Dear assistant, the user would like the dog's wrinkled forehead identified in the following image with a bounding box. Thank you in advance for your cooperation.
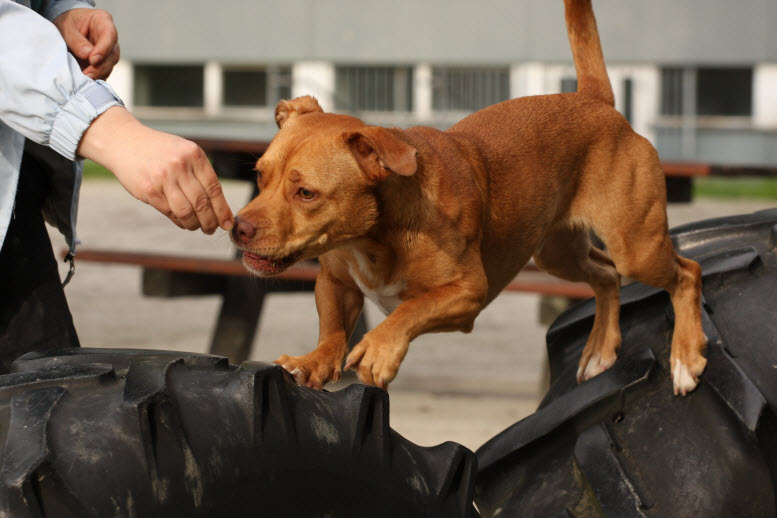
[259,112,366,176]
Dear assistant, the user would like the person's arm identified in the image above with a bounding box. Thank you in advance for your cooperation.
[0,1,233,233]
[0,0,116,160]
[42,0,95,22]
[77,106,234,233]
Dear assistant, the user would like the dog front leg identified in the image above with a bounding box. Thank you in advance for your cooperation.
[344,282,486,389]
[275,271,364,389]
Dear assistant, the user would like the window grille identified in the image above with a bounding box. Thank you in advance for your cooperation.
[661,67,752,117]
[560,77,578,94]
[697,68,752,116]
[334,66,414,112]
[622,78,633,124]
[134,64,204,107]
[432,67,510,112]
[223,66,292,107]
[660,68,684,116]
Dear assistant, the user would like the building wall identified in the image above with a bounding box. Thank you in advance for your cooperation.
[98,0,777,64]
[99,0,777,165]
[754,65,777,129]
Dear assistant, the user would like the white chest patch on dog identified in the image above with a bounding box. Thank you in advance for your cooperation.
[348,251,405,316]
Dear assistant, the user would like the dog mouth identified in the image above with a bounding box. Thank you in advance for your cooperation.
[241,251,300,275]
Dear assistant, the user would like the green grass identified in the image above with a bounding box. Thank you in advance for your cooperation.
[694,177,777,200]
[82,160,116,180]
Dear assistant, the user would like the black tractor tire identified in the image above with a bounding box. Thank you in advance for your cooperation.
[0,348,479,518]
[475,208,777,518]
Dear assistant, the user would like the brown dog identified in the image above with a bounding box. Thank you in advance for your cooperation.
[231,0,707,396]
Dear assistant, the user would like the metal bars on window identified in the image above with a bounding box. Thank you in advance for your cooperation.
[222,66,292,107]
[134,64,205,107]
[432,66,510,112]
[661,66,752,117]
[660,68,684,116]
[334,66,414,112]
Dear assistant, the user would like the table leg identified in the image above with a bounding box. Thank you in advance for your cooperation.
[209,277,265,364]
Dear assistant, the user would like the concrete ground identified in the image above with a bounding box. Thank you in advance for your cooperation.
[48,179,775,452]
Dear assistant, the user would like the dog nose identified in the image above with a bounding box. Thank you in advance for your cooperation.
[233,216,256,243]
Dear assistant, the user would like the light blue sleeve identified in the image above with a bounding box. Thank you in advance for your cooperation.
[0,0,123,161]
[43,0,96,22]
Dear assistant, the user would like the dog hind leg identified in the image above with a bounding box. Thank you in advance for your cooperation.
[594,200,707,396]
[534,227,622,383]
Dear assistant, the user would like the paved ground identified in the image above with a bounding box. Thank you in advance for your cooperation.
[48,179,775,451]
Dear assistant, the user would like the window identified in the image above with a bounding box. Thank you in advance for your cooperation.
[560,77,577,94]
[660,67,752,117]
[134,64,204,107]
[622,78,633,124]
[432,67,510,112]
[334,66,413,112]
[660,68,683,115]
[697,68,752,116]
[222,66,292,107]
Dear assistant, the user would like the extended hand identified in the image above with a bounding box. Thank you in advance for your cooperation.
[77,107,234,234]
[53,8,120,80]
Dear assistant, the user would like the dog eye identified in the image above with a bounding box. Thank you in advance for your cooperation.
[298,187,316,200]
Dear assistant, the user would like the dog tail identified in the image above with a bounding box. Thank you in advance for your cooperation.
[563,0,615,106]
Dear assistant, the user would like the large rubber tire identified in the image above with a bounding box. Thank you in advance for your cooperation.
[0,348,478,518]
[475,208,777,518]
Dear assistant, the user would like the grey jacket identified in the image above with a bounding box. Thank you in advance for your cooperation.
[0,0,124,254]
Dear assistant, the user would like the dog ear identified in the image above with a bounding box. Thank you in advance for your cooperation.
[344,127,417,181]
[275,96,324,128]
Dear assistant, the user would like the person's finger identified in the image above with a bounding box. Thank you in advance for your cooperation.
[178,170,220,235]
[60,22,93,60]
[169,216,185,229]
[190,150,234,231]
[87,12,118,66]
[144,187,185,229]
[82,43,120,81]
[162,182,199,231]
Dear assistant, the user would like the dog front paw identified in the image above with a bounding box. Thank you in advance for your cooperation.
[275,349,343,390]
[344,331,408,389]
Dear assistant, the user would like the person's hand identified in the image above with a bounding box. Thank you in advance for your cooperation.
[77,107,234,234]
[53,8,120,80]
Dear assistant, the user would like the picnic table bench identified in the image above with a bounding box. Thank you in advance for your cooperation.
[65,248,594,364]
[69,137,775,364]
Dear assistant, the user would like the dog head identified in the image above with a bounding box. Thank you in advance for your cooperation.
[231,96,418,276]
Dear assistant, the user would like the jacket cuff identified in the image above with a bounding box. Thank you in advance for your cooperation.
[44,0,96,22]
[49,80,124,161]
